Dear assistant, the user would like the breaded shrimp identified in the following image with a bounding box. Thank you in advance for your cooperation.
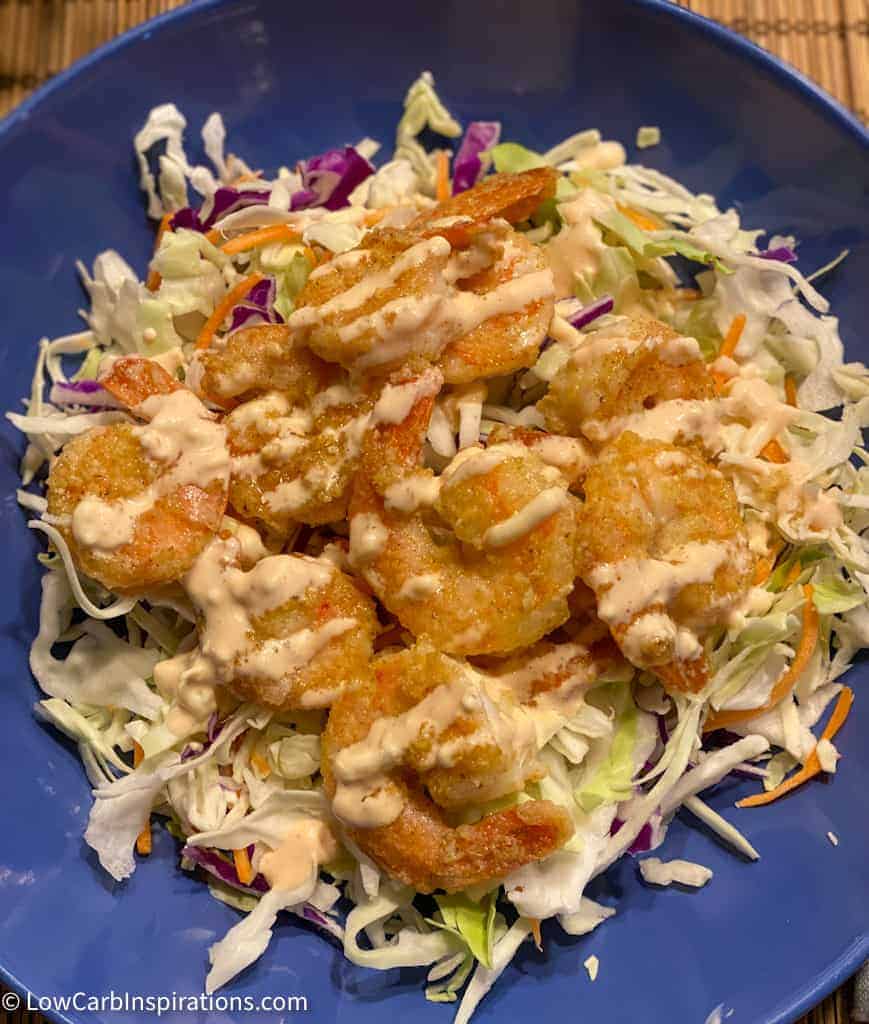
[438,224,554,384]
[486,423,594,489]
[290,219,554,381]
[413,167,560,247]
[191,323,338,409]
[46,357,229,593]
[348,366,578,655]
[538,314,714,443]
[183,532,378,710]
[289,227,454,373]
[322,641,576,892]
[575,432,754,692]
[226,385,375,532]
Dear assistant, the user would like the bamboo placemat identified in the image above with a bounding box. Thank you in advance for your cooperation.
[0,2,865,1024]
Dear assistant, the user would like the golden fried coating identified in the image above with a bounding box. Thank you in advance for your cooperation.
[576,432,754,692]
[47,358,227,593]
[193,323,338,409]
[349,366,578,655]
[322,641,574,892]
[539,314,714,440]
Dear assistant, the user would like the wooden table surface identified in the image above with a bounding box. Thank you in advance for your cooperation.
[0,2,865,1022]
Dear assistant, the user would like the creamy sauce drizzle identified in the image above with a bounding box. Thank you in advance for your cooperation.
[544,189,614,297]
[259,819,338,892]
[71,389,229,555]
[166,537,345,727]
[348,513,388,566]
[483,486,568,548]
[590,541,732,625]
[332,647,598,828]
[383,474,441,513]
[396,573,441,601]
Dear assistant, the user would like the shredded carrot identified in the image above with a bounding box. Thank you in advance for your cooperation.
[737,686,854,808]
[784,560,803,587]
[616,203,661,232]
[195,273,265,350]
[204,228,222,246]
[659,286,701,303]
[529,918,543,950]
[751,538,785,586]
[760,438,789,464]
[784,375,798,407]
[233,847,255,886]
[133,742,152,856]
[752,556,775,586]
[220,224,301,256]
[146,212,175,292]
[435,150,451,202]
[251,752,271,777]
[704,584,819,733]
[232,171,263,185]
[364,208,390,226]
[711,314,747,393]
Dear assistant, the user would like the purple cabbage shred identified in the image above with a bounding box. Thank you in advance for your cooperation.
[567,295,614,329]
[182,845,269,894]
[452,121,501,194]
[292,146,374,211]
[758,246,797,264]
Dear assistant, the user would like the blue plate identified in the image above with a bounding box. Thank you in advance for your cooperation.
[0,2,866,1022]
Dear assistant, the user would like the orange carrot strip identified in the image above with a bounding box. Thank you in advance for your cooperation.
[704,584,819,732]
[436,150,451,202]
[760,438,789,464]
[220,224,301,256]
[737,687,854,808]
[364,208,390,226]
[529,918,543,951]
[752,556,775,586]
[784,560,803,587]
[146,212,175,292]
[251,752,271,777]
[616,203,661,232]
[751,538,785,586]
[711,314,747,393]
[784,375,798,407]
[204,228,222,245]
[233,847,255,886]
[133,742,152,856]
[232,171,263,185]
[195,273,265,350]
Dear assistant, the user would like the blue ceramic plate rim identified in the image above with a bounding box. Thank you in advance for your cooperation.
[0,2,866,1021]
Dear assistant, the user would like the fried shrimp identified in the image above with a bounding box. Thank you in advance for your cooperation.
[322,641,577,892]
[191,323,337,409]
[575,431,754,692]
[413,167,560,247]
[289,227,454,373]
[348,366,578,655]
[485,423,594,488]
[437,223,554,384]
[182,531,378,710]
[290,177,555,380]
[226,385,375,532]
[538,314,714,443]
[46,357,229,593]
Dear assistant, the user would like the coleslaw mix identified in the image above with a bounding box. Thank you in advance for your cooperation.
[9,72,868,1021]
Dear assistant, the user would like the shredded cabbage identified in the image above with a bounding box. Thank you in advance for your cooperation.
[8,75,868,1024]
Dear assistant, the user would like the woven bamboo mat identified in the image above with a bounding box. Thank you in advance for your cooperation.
[0,2,865,1024]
